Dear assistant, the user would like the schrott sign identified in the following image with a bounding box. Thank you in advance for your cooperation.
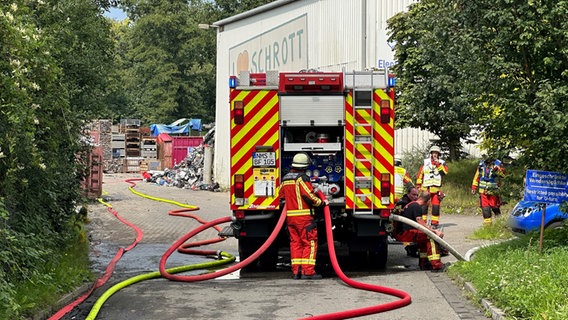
[524,170,568,203]
[229,14,308,76]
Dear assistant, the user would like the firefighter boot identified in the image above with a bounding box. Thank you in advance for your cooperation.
[419,258,431,270]
[430,205,440,228]
[482,207,493,226]
[431,262,451,273]
[418,249,431,270]
[293,266,302,280]
[493,207,502,216]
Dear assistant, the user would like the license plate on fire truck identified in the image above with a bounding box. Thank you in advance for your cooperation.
[252,152,276,167]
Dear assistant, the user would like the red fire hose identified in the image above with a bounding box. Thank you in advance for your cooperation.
[55,178,412,319]
[303,192,411,319]
[160,191,412,319]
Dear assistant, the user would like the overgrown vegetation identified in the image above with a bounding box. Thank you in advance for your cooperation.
[0,1,272,319]
[451,226,568,319]
[1,0,113,318]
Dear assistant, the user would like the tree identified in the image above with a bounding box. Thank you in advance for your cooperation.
[454,0,568,171]
[388,0,475,160]
[1,0,117,316]
[117,0,219,124]
[388,0,568,170]
[214,0,275,19]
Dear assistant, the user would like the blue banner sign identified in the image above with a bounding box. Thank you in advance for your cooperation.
[524,170,568,203]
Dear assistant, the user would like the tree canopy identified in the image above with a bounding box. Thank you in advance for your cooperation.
[389,0,568,169]
[111,0,273,124]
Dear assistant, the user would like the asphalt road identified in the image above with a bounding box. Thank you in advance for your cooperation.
[56,173,496,320]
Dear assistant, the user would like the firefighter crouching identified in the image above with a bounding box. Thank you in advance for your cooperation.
[393,191,448,271]
[471,158,505,225]
[279,153,328,280]
[416,145,448,229]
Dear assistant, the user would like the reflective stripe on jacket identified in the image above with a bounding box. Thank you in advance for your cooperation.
[472,164,505,194]
[417,159,447,188]
[394,166,413,199]
[279,171,323,215]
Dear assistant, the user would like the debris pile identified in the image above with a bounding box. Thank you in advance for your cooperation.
[142,126,220,191]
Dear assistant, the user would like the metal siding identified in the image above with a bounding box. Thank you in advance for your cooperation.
[394,127,439,156]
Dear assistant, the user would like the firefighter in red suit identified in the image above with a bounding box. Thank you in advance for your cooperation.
[416,145,448,228]
[394,191,447,271]
[279,153,328,280]
[471,158,505,225]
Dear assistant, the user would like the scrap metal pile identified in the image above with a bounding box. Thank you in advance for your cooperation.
[142,126,220,191]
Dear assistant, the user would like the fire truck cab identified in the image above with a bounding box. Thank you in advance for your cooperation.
[227,69,396,271]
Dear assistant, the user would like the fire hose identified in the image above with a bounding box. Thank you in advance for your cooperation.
[158,190,412,319]
[390,214,466,261]
[71,180,467,319]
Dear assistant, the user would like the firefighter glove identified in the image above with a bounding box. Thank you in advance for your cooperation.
[306,220,317,232]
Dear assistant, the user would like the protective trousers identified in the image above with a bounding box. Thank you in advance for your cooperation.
[422,191,441,227]
[479,193,501,225]
[395,229,443,270]
[287,215,318,276]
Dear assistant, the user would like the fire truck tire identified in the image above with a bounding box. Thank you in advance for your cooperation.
[348,237,388,270]
[238,238,278,272]
[370,237,388,269]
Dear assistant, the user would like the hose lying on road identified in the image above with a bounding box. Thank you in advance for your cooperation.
[83,180,419,319]
[303,192,412,320]
[390,214,466,261]
[85,252,235,320]
[49,192,144,320]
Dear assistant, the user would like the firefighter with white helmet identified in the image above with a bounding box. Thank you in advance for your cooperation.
[415,145,448,228]
[279,152,328,280]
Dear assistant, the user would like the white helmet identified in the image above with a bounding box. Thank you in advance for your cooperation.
[429,145,441,154]
[394,156,402,166]
[292,153,311,169]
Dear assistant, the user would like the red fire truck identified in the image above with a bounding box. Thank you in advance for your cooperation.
[226,69,396,271]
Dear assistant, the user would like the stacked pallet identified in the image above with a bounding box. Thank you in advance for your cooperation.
[120,119,141,157]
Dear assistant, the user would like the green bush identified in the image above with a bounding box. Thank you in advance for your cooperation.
[451,226,568,320]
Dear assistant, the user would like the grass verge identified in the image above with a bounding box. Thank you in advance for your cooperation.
[451,224,568,319]
[3,233,93,319]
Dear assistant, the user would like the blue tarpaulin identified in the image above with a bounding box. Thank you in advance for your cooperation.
[150,119,202,136]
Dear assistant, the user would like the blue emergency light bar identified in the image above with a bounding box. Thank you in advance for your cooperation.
[229,76,237,88]
[388,74,396,87]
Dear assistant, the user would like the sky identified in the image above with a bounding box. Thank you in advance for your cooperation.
[104,7,127,20]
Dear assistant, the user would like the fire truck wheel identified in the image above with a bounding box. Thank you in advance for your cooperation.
[238,238,278,272]
[369,237,388,270]
[348,237,388,270]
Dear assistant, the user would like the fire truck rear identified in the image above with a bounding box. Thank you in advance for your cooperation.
[227,69,396,271]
